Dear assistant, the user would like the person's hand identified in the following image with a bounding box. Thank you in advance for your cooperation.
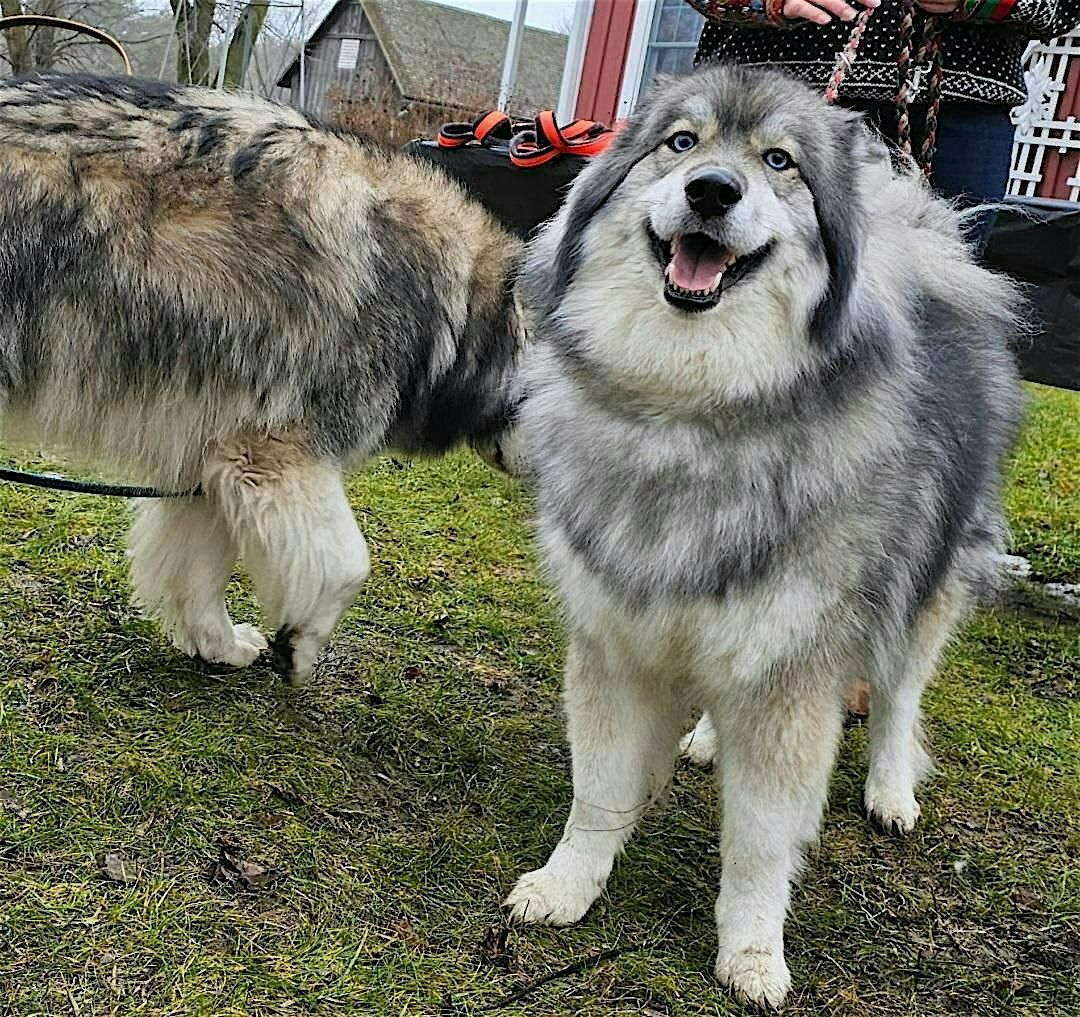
[915,0,961,12]
[782,0,879,26]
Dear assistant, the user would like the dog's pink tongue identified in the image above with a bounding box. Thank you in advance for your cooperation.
[670,240,727,292]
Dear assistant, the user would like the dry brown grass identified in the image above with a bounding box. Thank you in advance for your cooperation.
[328,81,496,146]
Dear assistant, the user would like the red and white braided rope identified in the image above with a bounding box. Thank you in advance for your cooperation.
[824,0,944,178]
[823,8,873,104]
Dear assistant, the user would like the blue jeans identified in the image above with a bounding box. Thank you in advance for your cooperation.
[843,100,1015,253]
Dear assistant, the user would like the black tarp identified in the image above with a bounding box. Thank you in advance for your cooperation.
[408,140,1079,391]
[404,139,586,239]
[983,202,1080,391]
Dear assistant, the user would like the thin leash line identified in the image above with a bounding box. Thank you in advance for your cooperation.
[0,467,201,499]
[824,2,944,178]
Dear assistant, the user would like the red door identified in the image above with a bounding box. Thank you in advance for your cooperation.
[575,0,639,125]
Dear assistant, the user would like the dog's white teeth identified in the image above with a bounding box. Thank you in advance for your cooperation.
[667,281,721,298]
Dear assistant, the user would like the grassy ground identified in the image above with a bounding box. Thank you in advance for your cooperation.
[1,382,1077,1017]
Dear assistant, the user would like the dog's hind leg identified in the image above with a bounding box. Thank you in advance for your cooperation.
[204,436,370,687]
[505,636,684,926]
[865,577,968,835]
[128,499,268,667]
[679,710,718,766]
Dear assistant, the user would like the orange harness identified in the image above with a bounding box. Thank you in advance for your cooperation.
[438,109,616,168]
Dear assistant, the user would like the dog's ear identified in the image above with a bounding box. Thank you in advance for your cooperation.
[536,104,668,312]
[805,116,870,351]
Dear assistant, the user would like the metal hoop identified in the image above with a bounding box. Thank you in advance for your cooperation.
[0,14,133,75]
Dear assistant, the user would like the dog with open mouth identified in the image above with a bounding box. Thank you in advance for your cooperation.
[502,65,1023,1007]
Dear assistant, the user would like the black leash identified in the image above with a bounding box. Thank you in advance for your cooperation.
[0,467,200,499]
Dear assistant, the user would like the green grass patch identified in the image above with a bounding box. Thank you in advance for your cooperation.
[1,384,1077,1016]
[1005,383,1080,582]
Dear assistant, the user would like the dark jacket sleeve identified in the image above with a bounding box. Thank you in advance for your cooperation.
[954,0,1080,39]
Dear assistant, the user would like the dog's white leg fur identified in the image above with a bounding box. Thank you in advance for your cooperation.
[679,710,718,766]
[712,680,844,1009]
[505,637,684,926]
[865,582,965,834]
[128,499,268,666]
[203,436,370,686]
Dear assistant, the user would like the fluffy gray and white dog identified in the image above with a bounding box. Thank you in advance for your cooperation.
[0,75,522,685]
[503,65,1023,1006]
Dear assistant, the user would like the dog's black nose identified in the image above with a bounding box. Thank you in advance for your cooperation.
[685,170,743,217]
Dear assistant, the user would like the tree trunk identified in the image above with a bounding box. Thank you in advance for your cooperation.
[170,0,215,85]
[223,1,267,90]
[0,0,33,75]
[30,0,58,71]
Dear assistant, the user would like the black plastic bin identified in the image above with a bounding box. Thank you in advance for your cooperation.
[404,138,586,239]
[984,200,1080,391]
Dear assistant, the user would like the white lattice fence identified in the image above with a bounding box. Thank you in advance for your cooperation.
[1009,33,1080,201]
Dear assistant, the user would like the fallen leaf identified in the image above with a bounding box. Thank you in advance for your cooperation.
[265,781,303,806]
[477,925,517,971]
[0,790,30,821]
[254,812,286,830]
[1011,887,1040,908]
[100,850,139,884]
[326,801,368,819]
[390,916,423,947]
[134,814,155,837]
[209,837,283,893]
[237,858,279,890]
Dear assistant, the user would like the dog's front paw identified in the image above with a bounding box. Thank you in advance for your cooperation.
[224,623,269,665]
[269,626,320,687]
[715,944,791,1009]
[865,780,921,835]
[504,865,601,926]
[177,621,268,667]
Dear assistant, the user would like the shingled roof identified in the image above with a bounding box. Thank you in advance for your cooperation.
[277,0,568,113]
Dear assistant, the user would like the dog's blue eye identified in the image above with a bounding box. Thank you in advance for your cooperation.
[666,131,697,153]
[763,148,794,171]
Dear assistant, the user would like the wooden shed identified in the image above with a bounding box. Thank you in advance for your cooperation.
[276,0,568,121]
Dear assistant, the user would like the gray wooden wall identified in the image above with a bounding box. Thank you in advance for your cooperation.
[282,5,397,118]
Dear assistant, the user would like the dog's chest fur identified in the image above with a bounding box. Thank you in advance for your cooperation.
[524,367,879,604]
[544,524,846,687]
[521,361,900,683]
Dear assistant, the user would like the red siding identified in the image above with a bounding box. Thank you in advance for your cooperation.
[575,0,637,125]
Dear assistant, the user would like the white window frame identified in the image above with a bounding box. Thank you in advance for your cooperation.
[617,0,660,120]
[557,0,595,122]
